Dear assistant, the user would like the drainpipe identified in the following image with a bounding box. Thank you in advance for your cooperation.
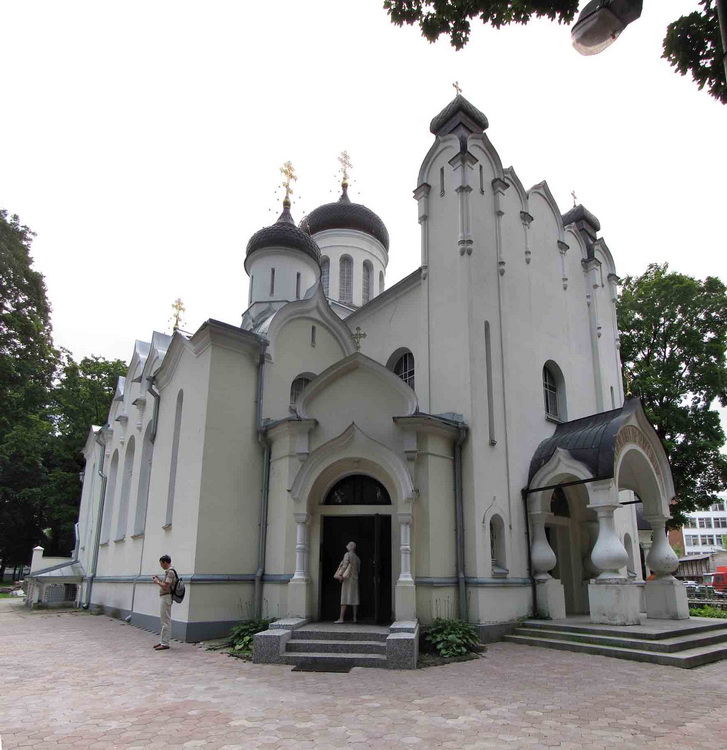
[454,424,469,621]
[522,489,537,618]
[126,376,161,622]
[84,431,108,608]
[253,341,270,619]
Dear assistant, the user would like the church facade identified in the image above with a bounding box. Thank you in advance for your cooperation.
[49,94,686,658]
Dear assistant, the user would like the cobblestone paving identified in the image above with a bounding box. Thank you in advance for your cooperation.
[2,599,727,749]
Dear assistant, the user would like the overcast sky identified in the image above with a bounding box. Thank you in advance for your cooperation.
[2,1,725,373]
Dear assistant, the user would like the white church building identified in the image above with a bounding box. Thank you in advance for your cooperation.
[29,93,689,666]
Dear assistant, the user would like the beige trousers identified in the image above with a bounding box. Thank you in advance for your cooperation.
[159,595,172,646]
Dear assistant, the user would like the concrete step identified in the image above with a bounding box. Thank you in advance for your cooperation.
[519,618,727,640]
[512,626,727,654]
[286,638,387,655]
[283,651,388,669]
[290,628,388,643]
[503,634,727,669]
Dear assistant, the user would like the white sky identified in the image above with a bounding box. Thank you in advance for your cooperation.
[1,1,725,377]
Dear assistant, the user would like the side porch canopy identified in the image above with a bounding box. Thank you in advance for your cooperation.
[525,397,689,625]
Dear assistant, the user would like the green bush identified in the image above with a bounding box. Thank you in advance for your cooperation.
[423,618,481,658]
[229,618,276,652]
[689,605,727,619]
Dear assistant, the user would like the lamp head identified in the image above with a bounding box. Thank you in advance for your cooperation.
[571,0,643,56]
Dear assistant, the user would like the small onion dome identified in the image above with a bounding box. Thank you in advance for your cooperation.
[246,199,321,265]
[561,204,601,233]
[301,183,390,251]
[430,94,489,137]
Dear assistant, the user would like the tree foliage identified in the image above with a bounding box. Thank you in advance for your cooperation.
[384,0,727,104]
[663,0,727,104]
[618,264,727,526]
[0,208,126,571]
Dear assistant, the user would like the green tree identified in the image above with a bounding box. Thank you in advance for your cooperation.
[617,264,727,526]
[384,0,727,104]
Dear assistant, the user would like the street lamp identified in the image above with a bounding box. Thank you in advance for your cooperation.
[571,0,643,56]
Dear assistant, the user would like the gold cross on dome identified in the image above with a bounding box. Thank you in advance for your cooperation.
[338,151,353,185]
[351,326,367,352]
[571,190,578,208]
[280,161,297,201]
[171,298,186,332]
[453,81,462,96]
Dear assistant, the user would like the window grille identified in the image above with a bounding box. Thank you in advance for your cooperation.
[340,257,353,303]
[321,258,330,296]
[290,377,312,404]
[543,366,559,418]
[394,352,415,390]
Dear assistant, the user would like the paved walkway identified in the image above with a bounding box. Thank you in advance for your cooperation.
[2,598,727,749]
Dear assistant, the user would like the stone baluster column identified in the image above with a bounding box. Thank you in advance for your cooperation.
[529,507,565,619]
[642,514,688,620]
[395,512,416,621]
[530,511,556,580]
[587,479,639,624]
[590,504,628,579]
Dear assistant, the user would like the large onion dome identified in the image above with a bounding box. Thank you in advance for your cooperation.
[301,183,389,251]
[246,199,321,266]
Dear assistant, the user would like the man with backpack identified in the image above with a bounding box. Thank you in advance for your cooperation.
[152,554,177,651]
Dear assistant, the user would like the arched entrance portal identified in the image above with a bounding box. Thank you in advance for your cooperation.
[319,475,393,624]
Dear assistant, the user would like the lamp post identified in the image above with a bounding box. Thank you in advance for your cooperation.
[572,0,727,85]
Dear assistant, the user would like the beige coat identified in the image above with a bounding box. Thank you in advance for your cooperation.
[335,551,361,605]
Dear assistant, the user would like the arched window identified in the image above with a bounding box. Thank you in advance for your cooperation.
[290,375,313,405]
[362,260,373,304]
[393,351,415,390]
[379,271,385,295]
[325,475,391,505]
[542,361,566,420]
[133,422,154,536]
[100,450,119,544]
[490,514,508,576]
[339,256,353,304]
[321,257,330,296]
[115,436,136,541]
[165,390,183,528]
[550,486,570,517]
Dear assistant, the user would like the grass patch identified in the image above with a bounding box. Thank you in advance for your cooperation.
[689,604,727,619]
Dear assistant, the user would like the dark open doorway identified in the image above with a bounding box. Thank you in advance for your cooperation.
[320,514,392,625]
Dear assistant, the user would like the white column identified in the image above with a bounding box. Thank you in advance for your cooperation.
[287,512,310,619]
[530,511,556,580]
[395,512,416,621]
[292,512,309,581]
[529,508,565,619]
[643,515,689,620]
[587,480,640,625]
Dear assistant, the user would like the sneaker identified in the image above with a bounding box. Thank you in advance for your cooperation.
[154,644,170,650]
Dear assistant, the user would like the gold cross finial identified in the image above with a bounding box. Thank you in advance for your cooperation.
[571,190,578,208]
[351,326,367,352]
[624,368,634,397]
[453,81,462,96]
[171,298,185,332]
[338,151,352,187]
[280,161,297,206]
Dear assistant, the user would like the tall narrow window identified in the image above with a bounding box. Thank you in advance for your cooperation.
[321,257,330,296]
[362,261,373,304]
[479,164,485,194]
[133,422,154,536]
[340,256,353,304]
[115,436,135,541]
[311,325,316,347]
[100,450,119,544]
[439,166,445,196]
[484,321,495,445]
[543,366,558,418]
[379,271,385,295]
[165,390,183,528]
[270,268,275,296]
[296,272,301,300]
[249,275,254,304]
[393,351,415,390]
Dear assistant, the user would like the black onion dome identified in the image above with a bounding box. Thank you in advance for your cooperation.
[561,204,601,233]
[301,184,390,251]
[246,201,321,265]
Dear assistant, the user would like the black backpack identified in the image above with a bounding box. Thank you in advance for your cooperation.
[170,568,186,604]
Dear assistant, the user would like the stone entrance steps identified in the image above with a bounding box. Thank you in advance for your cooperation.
[282,623,390,669]
[503,618,727,668]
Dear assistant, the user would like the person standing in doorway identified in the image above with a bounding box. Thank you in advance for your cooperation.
[334,541,361,623]
[152,555,176,650]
